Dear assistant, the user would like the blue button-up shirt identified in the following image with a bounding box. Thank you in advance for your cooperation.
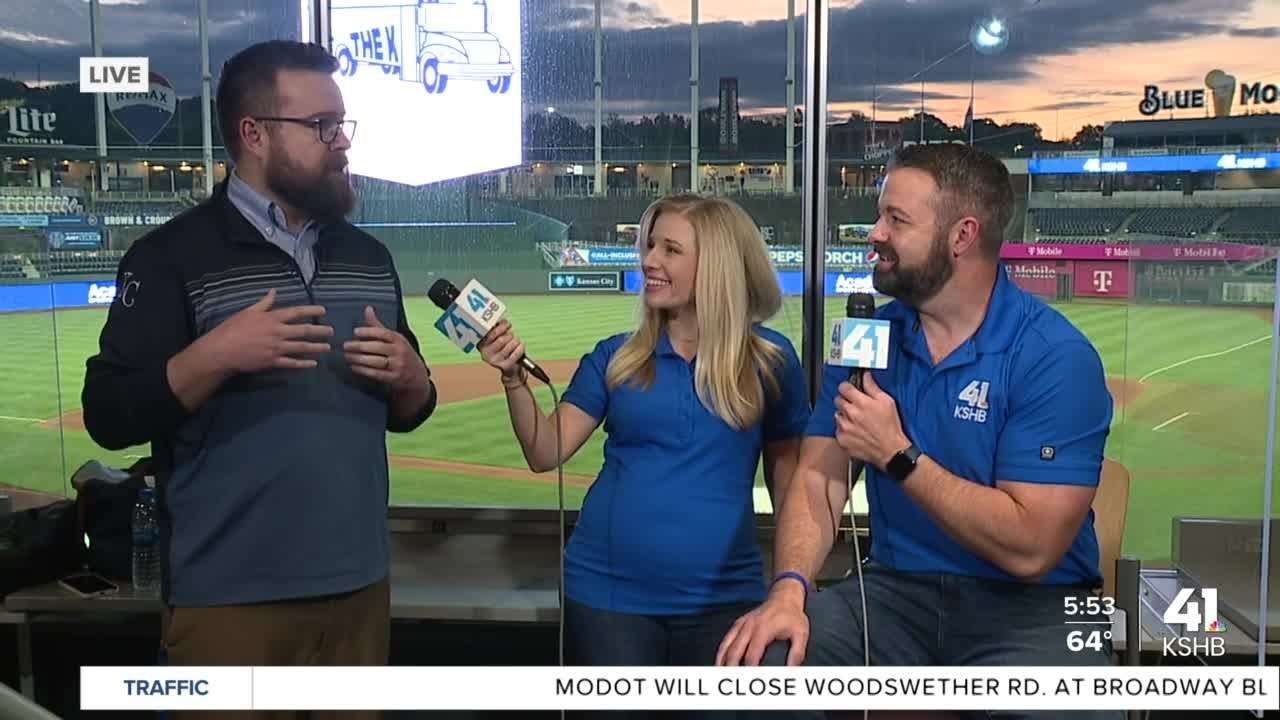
[226,170,320,283]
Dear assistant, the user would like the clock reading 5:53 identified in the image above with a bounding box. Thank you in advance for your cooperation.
[1063,596,1115,616]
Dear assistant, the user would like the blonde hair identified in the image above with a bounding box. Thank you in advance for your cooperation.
[605,194,787,430]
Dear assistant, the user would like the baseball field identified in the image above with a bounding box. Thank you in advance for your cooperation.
[0,293,1275,564]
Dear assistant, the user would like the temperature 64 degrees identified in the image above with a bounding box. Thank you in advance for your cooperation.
[1067,629,1111,653]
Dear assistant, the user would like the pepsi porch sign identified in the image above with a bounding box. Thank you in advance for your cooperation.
[829,318,891,370]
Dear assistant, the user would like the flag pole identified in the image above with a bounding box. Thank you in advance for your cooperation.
[968,48,976,145]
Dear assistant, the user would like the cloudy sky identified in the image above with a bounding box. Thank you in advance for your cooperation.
[2,0,1279,140]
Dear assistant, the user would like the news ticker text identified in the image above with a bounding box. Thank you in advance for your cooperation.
[81,666,1278,712]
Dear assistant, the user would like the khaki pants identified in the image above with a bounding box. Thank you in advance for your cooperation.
[160,577,390,720]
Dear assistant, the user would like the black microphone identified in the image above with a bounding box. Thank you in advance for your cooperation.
[845,292,877,391]
[427,278,552,384]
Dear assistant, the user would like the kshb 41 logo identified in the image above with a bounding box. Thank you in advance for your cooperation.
[432,282,503,354]
[828,318,890,370]
[953,380,990,423]
[1162,587,1227,658]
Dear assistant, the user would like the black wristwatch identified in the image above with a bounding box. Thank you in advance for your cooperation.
[885,444,922,483]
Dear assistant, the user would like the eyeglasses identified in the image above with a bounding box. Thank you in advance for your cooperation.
[253,116,356,145]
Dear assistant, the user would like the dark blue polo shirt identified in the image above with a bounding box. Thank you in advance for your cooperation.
[563,326,811,614]
[808,266,1113,585]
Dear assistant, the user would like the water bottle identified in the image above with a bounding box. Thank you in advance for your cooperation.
[131,477,161,593]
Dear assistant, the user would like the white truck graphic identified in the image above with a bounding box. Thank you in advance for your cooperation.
[333,0,514,95]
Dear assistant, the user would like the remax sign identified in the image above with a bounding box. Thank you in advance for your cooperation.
[106,71,176,145]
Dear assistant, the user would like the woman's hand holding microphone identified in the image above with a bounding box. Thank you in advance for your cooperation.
[478,320,529,389]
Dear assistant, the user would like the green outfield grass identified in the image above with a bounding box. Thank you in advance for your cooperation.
[0,294,1275,564]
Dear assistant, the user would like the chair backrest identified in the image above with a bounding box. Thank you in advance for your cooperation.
[1092,458,1130,599]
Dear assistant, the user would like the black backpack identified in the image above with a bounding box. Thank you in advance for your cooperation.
[0,499,85,598]
[73,458,152,582]
[0,459,153,599]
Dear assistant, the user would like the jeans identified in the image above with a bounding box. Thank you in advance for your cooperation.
[759,562,1123,720]
[565,596,760,720]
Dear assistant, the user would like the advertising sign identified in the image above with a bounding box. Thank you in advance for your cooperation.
[549,271,620,291]
[1073,261,1131,298]
[332,0,521,185]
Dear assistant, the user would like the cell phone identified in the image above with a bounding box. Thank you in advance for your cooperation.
[58,572,119,597]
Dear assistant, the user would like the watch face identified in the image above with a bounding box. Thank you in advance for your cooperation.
[888,447,918,482]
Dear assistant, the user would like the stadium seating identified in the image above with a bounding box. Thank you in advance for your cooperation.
[1125,208,1221,237]
[0,255,25,279]
[1217,207,1280,238]
[31,250,125,277]
[91,200,186,218]
[1028,208,1129,237]
[0,194,84,215]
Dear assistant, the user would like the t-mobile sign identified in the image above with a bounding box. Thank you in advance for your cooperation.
[1073,261,1131,298]
[1005,261,1060,297]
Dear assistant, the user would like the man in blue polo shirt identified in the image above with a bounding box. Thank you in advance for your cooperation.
[718,144,1119,719]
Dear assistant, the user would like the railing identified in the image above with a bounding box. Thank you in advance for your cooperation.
[1030,190,1280,208]
[1032,144,1280,159]
[478,187,877,200]
[90,190,191,202]
[0,186,83,197]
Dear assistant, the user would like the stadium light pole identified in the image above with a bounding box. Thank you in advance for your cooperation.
[593,0,604,197]
[784,0,795,195]
[690,0,700,190]
[89,0,109,191]
[969,16,1010,148]
[199,0,214,196]
[918,46,925,143]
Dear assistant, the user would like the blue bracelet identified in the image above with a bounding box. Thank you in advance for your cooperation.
[771,571,809,599]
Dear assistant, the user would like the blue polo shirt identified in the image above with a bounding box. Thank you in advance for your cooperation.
[563,326,811,614]
[808,266,1113,585]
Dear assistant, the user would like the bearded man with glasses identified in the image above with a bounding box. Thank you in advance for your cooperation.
[83,41,436,719]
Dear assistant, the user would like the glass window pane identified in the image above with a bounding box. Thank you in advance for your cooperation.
[0,2,302,503]
[827,0,1280,671]
[356,0,812,513]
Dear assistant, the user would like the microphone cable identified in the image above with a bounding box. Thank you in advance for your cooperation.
[839,292,877,720]
[846,460,870,720]
[547,380,567,671]
[832,364,872,720]
[820,455,869,720]
[517,372,568,719]
[549,380,567,720]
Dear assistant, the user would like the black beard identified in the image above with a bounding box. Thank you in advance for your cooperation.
[872,229,954,307]
[265,150,356,224]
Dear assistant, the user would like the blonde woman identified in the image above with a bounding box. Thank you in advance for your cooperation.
[479,194,809,683]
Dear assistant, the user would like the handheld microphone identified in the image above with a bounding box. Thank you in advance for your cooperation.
[833,291,883,694]
[829,292,889,391]
[427,278,552,384]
